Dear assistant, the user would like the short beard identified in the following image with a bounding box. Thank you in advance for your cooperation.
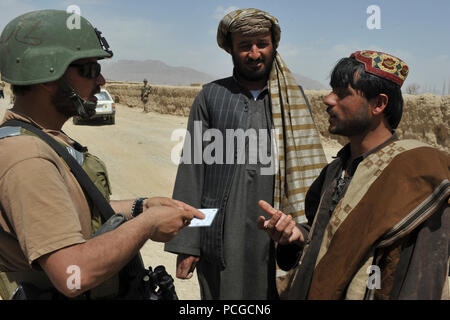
[52,86,78,118]
[52,84,100,119]
[328,104,372,137]
[232,48,275,82]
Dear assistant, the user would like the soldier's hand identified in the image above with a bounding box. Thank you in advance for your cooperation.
[142,205,204,243]
[144,197,197,212]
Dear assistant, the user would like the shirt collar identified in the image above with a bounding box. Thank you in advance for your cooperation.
[2,109,77,147]
[232,69,269,98]
[335,132,399,176]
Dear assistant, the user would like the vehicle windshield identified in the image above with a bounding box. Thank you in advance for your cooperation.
[95,91,112,101]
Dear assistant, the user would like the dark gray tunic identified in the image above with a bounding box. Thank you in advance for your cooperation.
[165,76,278,299]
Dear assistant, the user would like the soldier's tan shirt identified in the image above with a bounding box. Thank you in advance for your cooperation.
[0,110,92,271]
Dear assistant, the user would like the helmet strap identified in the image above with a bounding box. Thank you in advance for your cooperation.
[57,78,97,120]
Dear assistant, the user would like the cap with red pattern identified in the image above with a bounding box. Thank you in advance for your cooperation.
[350,50,409,86]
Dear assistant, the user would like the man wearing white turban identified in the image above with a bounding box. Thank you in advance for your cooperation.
[165,8,327,299]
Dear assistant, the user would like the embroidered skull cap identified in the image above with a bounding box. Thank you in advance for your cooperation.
[350,50,409,86]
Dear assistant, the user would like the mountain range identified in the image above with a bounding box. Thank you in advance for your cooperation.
[101,59,327,89]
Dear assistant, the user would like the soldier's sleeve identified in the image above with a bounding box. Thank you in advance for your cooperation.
[0,155,87,266]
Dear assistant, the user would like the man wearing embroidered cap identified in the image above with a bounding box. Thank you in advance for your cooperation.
[259,50,449,299]
[164,8,327,299]
[0,9,204,299]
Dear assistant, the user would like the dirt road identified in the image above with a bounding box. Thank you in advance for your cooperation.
[0,94,341,300]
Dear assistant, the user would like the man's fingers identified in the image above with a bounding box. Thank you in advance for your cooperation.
[258,200,278,217]
[179,202,205,219]
[176,256,187,278]
[163,198,182,209]
[189,257,198,274]
[257,216,267,230]
[182,209,204,222]
[191,210,205,219]
[171,199,186,207]
[266,211,281,230]
[176,255,198,279]
[174,199,198,212]
[280,220,295,244]
[160,198,205,220]
[176,255,193,279]
[275,214,292,232]
[258,206,296,245]
[288,230,300,243]
[185,258,198,279]
[178,208,204,230]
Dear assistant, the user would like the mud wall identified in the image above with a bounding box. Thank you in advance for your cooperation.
[306,90,449,153]
[105,81,199,117]
[105,82,448,153]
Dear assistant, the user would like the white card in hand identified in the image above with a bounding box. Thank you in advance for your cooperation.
[188,208,218,227]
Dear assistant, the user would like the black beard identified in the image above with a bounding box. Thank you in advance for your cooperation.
[232,49,275,82]
[327,105,372,137]
[52,85,99,119]
[52,87,78,118]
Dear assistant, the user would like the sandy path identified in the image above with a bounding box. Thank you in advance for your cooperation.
[0,93,342,300]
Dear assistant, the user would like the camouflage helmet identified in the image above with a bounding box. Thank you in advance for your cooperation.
[0,9,113,85]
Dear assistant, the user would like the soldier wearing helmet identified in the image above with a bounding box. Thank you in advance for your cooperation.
[0,9,203,299]
[141,78,152,113]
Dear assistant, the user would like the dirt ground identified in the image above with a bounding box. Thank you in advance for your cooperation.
[0,93,342,300]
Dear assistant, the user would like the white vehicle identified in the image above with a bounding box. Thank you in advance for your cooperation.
[73,88,116,125]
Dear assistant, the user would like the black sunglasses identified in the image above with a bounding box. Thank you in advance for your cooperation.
[69,62,102,79]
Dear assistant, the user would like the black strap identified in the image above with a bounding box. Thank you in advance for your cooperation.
[1,119,115,222]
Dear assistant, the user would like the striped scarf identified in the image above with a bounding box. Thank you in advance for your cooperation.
[269,54,327,222]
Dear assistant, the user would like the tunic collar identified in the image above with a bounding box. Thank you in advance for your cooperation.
[232,69,269,99]
[335,132,398,176]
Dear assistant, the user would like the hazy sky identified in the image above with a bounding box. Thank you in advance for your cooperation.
[1,0,449,93]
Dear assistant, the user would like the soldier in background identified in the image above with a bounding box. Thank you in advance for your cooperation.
[141,79,152,113]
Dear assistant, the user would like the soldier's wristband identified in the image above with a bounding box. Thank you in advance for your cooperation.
[130,197,148,219]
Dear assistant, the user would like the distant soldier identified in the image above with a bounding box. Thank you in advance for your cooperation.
[140,78,152,113]
[0,81,5,99]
